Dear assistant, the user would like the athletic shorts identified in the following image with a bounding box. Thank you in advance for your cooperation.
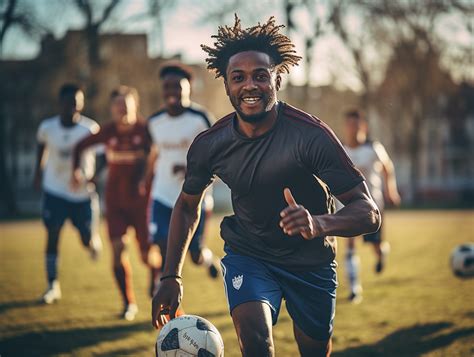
[42,192,91,237]
[106,204,149,252]
[149,199,205,252]
[221,245,337,341]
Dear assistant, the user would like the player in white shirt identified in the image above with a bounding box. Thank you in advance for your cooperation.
[144,63,220,297]
[33,84,102,304]
[342,109,401,303]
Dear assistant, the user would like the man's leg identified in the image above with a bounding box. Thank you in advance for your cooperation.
[232,301,275,357]
[188,209,220,278]
[293,323,331,357]
[345,237,362,303]
[41,193,66,304]
[111,237,137,320]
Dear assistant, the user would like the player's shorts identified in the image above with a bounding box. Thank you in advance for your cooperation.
[106,203,149,252]
[221,245,337,341]
[42,191,91,237]
[149,199,205,252]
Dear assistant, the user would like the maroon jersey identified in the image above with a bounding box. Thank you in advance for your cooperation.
[74,120,151,209]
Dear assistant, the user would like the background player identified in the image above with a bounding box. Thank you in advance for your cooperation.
[72,85,160,321]
[33,83,102,304]
[144,63,220,294]
[341,109,401,303]
[152,16,381,357]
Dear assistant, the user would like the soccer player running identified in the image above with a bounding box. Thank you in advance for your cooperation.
[341,109,401,303]
[144,63,220,294]
[33,83,102,304]
[72,86,160,321]
[151,17,381,357]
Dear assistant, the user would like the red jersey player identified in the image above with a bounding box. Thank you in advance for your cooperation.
[72,85,159,321]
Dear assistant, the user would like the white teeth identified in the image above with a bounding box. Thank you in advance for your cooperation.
[242,97,260,104]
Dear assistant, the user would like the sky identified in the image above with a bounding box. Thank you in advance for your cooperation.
[1,0,472,89]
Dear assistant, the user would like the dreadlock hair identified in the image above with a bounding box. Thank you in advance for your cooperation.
[159,62,193,81]
[201,14,301,78]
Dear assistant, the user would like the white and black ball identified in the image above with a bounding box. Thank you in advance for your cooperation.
[156,315,224,357]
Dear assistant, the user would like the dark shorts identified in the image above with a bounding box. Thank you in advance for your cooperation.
[149,199,205,252]
[42,191,91,237]
[220,246,337,341]
[106,203,149,252]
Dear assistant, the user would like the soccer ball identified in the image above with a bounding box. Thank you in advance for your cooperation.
[156,315,224,357]
[450,243,474,278]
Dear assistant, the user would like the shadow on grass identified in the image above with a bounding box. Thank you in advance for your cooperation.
[0,321,151,356]
[0,299,43,314]
[333,322,474,357]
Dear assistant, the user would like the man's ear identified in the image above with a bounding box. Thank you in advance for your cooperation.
[276,74,282,91]
[224,79,230,96]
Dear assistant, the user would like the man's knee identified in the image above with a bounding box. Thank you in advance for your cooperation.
[239,329,274,357]
[111,238,125,263]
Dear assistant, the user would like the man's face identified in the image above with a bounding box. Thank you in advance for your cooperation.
[224,51,281,123]
[161,74,191,110]
[60,90,84,117]
[110,94,137,123]
[345,116,367,142]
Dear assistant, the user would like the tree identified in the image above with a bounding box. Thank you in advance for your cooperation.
[74,0,121,65]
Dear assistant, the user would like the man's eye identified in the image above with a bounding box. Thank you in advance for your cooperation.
[232,76,243,82]
[256,74,268,81]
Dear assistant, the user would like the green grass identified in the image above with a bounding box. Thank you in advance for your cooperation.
[1,211,473,356]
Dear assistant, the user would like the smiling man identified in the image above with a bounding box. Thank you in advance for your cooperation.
[151,16,381,357]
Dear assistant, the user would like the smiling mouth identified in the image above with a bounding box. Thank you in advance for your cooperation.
[241,96,262,105]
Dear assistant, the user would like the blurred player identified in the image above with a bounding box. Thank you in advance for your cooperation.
[33,83,102,305]
[342,109,401,303]
[144,63,220,295]
[72,86,160,321]
[152,16,381,357]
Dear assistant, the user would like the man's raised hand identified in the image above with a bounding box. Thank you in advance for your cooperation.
[279,188,319,240]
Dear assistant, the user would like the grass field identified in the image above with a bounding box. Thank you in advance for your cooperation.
[1,211,473,356]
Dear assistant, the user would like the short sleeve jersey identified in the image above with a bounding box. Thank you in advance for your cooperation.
[73,120,151,208]
[148,105,212,208]
[183,102,364,270]
[37,115,99,201]
[344,141,389,210]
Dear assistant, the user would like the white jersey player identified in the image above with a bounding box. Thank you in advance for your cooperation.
[33,84,102,304]
[143,64,220,296]
[342,109,401,303]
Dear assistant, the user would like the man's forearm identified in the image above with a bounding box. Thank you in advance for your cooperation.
[315,199,380,238]
[163,198,201,276]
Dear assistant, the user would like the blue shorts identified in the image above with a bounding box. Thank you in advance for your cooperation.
[149,199,205,252]
[221,246,337,341]
[42,192,92,237]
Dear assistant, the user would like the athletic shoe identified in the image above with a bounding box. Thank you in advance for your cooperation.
[208,259,221,279]
[123,303,138,321]
[42,280,62,304]
[89,234,102,261]
[348,291,363,304]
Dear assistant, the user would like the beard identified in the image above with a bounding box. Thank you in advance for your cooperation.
[229,91,276,123]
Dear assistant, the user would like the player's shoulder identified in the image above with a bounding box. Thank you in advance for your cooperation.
[186,103,214,127]
[38,115,60,129]
[78,115,100,134]
[191,112,234,146]
[148,108,167,122]
[281,102,330,135]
